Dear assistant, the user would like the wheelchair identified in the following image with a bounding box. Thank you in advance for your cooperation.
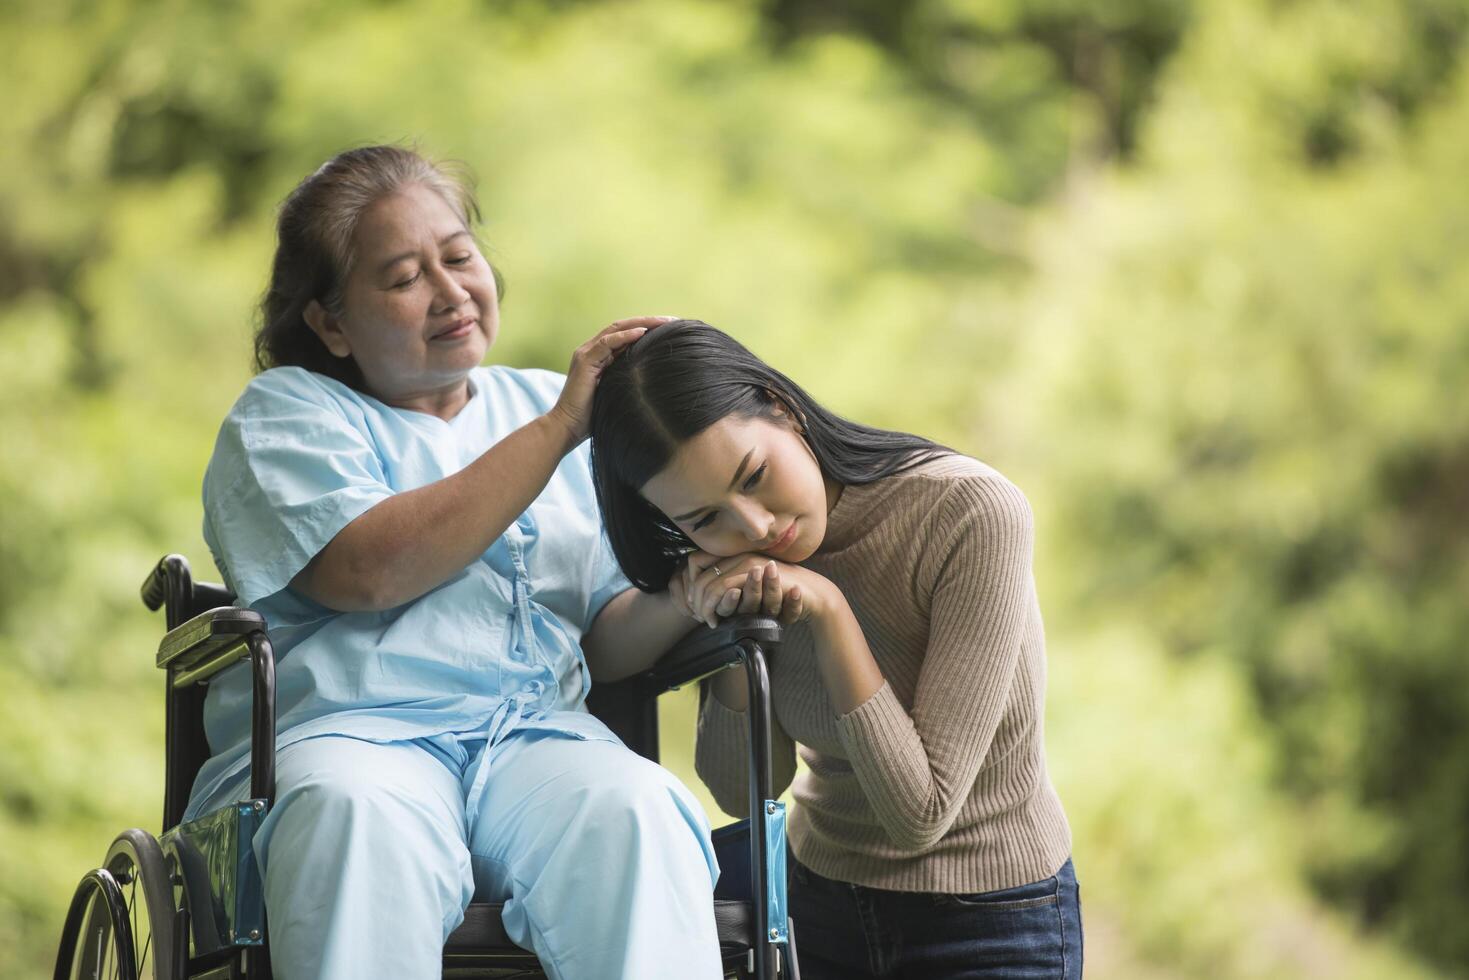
[54,554,800,980]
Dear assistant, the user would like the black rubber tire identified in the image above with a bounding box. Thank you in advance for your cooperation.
[54,869,136,980]
[102,829,177,980]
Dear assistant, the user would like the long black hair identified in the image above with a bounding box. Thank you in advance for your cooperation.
[589,320,950,591]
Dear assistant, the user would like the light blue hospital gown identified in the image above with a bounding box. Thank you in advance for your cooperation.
[187,365,722,980]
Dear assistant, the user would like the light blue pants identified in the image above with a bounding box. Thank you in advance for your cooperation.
[201,728,723,980]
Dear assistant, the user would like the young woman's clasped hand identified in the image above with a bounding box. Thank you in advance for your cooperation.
[672,551,815,628]
[670,551,884,716]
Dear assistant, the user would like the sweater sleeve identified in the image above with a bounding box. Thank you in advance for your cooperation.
[834,476,1034,851]
[694,680,798,819]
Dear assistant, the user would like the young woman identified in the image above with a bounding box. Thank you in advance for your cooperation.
[187,146,722,980]
[590,320,1081,979]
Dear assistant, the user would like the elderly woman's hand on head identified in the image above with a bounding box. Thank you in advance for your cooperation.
[545,317,675,446]
[290,311,671,611]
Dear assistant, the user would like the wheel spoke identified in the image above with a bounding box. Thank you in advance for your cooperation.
[88,913,106,980]
[93,913,111,980]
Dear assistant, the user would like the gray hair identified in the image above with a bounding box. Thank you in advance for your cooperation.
[254,145,492,389]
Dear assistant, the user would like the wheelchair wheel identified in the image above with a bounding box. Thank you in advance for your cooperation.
[55,829,177,980]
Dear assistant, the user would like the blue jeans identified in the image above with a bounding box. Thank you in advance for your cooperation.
[789,856,1083,979]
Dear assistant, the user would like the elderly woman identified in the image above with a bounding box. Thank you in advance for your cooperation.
[183,146,721,980]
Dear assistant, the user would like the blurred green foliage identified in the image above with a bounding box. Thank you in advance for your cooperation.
[2,1,1466,977]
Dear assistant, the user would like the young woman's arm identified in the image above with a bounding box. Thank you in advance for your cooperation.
[694,477,1035,851]
[695,676,800,818]
[829,479,1035,851]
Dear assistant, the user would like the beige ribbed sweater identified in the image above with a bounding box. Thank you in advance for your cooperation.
[695,455,1071,894]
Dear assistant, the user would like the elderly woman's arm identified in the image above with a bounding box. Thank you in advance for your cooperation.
[291,319,657,612]
[292,412,579,611]
[581,588,698,682]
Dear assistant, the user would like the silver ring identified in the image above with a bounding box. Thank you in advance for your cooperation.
[710,566,721,576]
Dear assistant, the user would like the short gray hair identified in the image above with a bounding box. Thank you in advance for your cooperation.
[254,145,490,389]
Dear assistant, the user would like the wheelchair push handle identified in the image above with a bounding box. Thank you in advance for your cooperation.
[142,554,185,610]
[142,554,200,632]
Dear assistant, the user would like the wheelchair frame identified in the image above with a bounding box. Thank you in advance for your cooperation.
[54,554,799,980]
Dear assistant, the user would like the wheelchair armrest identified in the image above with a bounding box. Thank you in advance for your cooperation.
[157,607,268,687]
[642,615,782,694]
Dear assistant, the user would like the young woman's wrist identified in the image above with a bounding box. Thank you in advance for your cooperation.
[795,568,846,625]
[652,586,696,631]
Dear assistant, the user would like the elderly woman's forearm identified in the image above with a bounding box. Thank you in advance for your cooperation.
[583,588,697,682]
[291,414,578,611]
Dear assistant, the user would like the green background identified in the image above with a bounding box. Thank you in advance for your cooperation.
[4,1,1468,977]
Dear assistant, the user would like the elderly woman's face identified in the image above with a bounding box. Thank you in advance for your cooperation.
[313,183,499,410]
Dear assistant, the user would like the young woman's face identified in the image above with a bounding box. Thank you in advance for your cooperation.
[640,413,839,562]
[312,183,499,409]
